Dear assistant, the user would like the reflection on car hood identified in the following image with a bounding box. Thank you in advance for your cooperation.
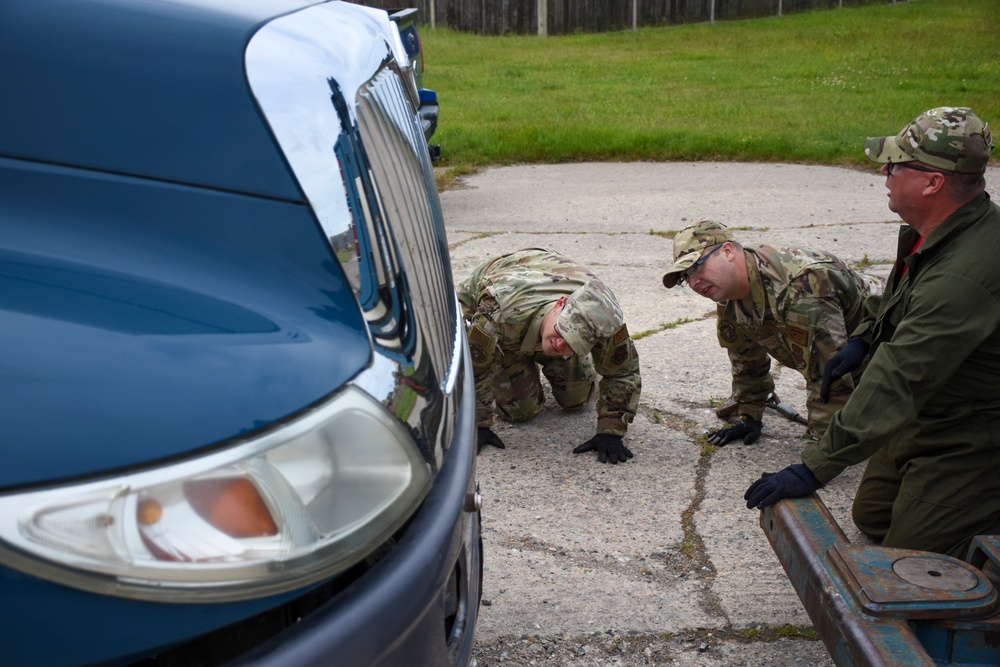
[0,160,370,489]
[0,0,322,199]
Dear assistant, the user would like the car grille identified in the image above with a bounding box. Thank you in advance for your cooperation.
[354,63,460,394]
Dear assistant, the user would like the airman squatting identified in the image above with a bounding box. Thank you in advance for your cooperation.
[662,221,882,444]
[457,247,640,464]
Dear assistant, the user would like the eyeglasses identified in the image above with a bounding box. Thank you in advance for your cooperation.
[886,162,947,177]
[679,244,723,285]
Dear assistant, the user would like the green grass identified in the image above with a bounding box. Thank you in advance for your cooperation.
[633,316,696,340]
[422,0,999,174]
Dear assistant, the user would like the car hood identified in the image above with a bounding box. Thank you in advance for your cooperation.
[0,0,323,200]
[0,160,371,489]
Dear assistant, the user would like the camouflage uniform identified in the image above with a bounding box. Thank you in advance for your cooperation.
[457,248,640,437]
[718,244,882,437]
[662,221,881,438]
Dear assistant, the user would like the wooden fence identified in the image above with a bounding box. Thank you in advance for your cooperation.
[353,0,896,35]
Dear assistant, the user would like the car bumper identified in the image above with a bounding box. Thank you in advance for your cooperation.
[227,371,481,667]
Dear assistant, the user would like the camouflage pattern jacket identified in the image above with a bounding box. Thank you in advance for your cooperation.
[457,248,640,436]
[717,244,879,435]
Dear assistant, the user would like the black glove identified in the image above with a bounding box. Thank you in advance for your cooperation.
[572,433,633,464]
[744,463,822,509]
[707,415,763,446]
[477,427,505,454]
[820,338,870,403]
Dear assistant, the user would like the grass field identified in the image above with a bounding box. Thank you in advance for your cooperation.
[421,0,999,178]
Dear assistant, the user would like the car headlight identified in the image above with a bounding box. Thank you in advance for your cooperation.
[0,386,431,602]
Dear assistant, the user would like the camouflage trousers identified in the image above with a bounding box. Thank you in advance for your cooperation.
[493,352,597,423]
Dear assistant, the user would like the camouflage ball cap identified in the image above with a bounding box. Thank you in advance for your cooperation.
[556,279,624,357]
[864,106,993,174]
[662,221,734,288]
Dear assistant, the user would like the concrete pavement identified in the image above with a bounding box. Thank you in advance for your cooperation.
[441,162,1000,666]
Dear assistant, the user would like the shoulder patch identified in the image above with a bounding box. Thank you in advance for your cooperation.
[468,323,497,365]
[785,324,810,347]
[719,320,737,343]
[602,324,632,366]
[791,344,806,369]
[611,345,629,365]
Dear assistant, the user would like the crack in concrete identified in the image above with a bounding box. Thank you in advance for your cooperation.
[680,442,731,625]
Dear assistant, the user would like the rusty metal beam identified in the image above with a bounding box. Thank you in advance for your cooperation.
[760,495,1000,667]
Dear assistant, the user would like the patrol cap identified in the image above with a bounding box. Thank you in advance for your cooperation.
[662,221,733,289]
[556,279,624,357]
[864,106,993,174]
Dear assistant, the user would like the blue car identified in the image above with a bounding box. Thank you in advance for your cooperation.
[386,7,440,147]
[0,1,480,665]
